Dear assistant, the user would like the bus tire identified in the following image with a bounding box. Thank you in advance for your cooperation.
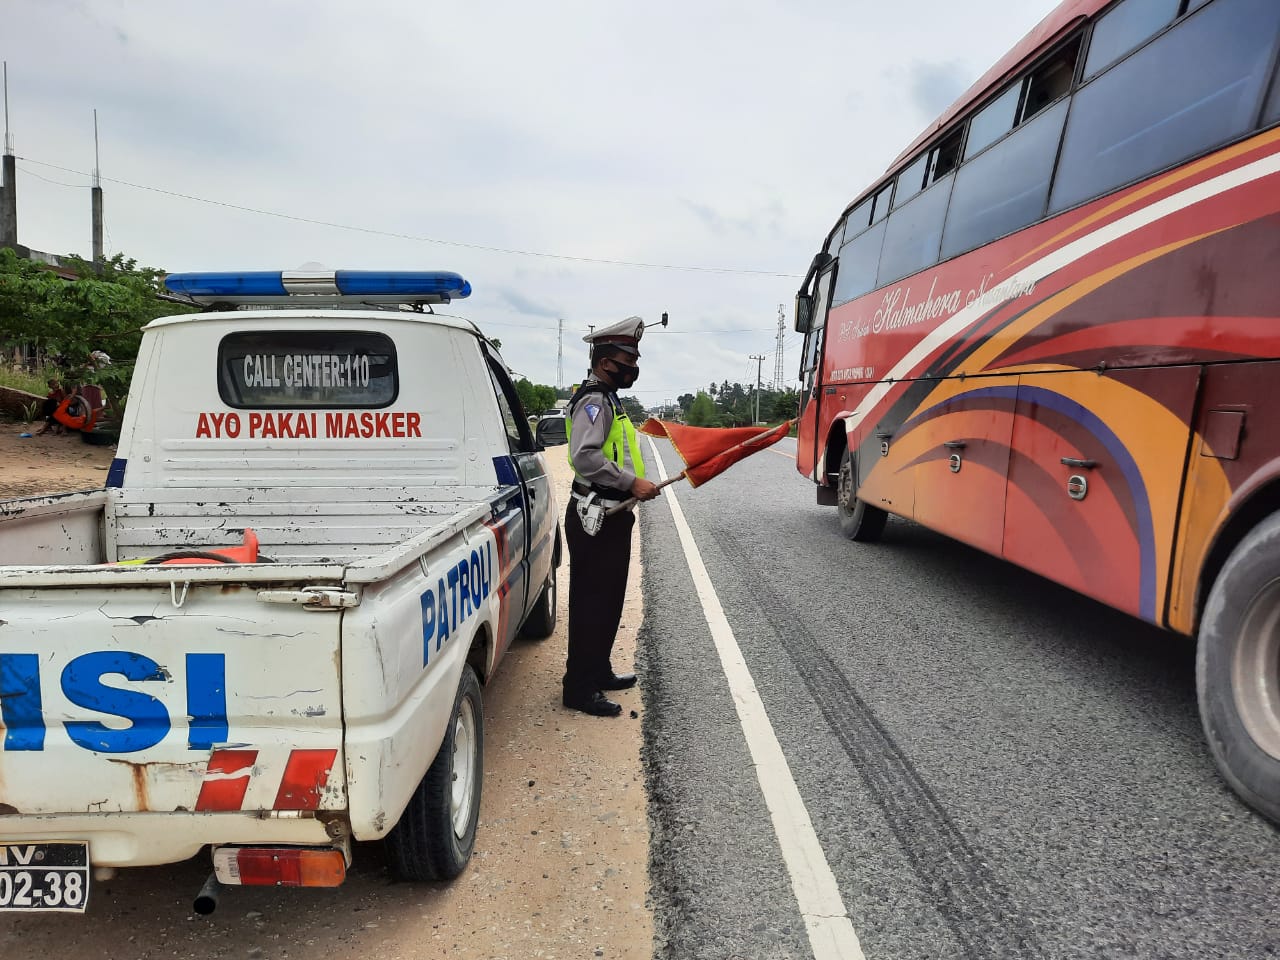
[385,664,484,881]
[1197,512,1280,824]
[519,563,557,640]
[837,447,886,542]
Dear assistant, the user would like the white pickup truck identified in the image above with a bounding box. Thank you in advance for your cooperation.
[0,269,560,913]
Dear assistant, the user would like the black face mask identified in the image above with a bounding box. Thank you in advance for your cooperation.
[605,359,639,389]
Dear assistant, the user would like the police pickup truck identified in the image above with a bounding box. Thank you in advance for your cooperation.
[0,269,559,913]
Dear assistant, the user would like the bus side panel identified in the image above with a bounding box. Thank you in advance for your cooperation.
[1169,361,1280,634]
[1002,367,1199,624]
[886,375,1018,556]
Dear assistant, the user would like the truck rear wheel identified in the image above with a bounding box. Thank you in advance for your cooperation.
[520,565,557,639]
[386,664,484,880]
[837,448,887,542]
[1197,512,1280,824]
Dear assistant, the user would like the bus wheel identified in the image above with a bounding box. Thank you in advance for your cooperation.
[837,448,886,543]
[385,665,484,880]
[1197,512,1280,824]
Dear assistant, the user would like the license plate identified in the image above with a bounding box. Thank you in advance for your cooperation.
[0,843,90,913]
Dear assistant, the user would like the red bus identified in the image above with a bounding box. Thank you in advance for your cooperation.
[794,0,1280,823]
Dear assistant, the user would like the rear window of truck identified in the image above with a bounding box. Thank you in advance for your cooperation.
[217,331,399,409]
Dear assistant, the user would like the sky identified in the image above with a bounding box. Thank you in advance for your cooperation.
[6,0,1062,407]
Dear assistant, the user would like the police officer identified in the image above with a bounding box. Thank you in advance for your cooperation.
[562,317,660,717]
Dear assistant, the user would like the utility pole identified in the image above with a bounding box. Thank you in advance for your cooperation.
[1,62,17,248]
[773,304,786,389]
[750,354,766,424]
[91,109,104,267]
[556,318,564,390]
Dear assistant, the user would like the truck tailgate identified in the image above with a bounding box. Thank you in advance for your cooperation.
[0,582,345,817]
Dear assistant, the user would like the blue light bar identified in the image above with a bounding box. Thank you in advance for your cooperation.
[164,272,288,298]
[163,270,472,305]
[335,271,472,300]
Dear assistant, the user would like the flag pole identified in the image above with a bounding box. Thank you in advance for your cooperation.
[605,420,791,515]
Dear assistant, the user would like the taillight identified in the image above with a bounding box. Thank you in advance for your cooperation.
[211,846,346,887]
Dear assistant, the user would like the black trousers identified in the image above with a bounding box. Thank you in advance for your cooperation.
[563,497,635,699]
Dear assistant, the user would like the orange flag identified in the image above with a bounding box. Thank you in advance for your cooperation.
[638,419,793,487]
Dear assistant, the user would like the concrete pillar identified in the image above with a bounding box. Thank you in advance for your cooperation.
[91,185,103,265]
[0,153,16,245]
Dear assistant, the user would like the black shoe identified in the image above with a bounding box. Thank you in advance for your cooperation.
[600,672,637,691]
[562,691,622,717]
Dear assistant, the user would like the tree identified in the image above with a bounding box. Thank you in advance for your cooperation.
[686,391,720,427]
[619,395,646,424]
[0,249,193,410]
[677,393,694,415]
[771,388,799,421]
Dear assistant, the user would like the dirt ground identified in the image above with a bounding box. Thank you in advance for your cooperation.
[0,424,654,960]
[0,420,118,498]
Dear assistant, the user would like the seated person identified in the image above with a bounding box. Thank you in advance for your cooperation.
[35,378,66,435]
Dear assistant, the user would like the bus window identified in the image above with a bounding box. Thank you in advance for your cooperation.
[942,99,1068,260]
[1083,0,1180,80]
[1264,65,1280,127]
[870,183,894,224]
[1020,36,1080,122]
[927,128,964,183]
[877,173,954,286]
[965,85,1021,159]
[1050,0,1280,214]
[846,197,872,235]
[894,154,929,208]
[826,220,846,256]
[832,219,887,305]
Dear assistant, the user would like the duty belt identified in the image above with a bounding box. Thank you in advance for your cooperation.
[572,480,626,503]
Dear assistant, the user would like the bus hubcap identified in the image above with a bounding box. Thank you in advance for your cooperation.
[1233,578,1280,760]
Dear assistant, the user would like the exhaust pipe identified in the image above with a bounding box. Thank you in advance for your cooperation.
[193,873,223,915]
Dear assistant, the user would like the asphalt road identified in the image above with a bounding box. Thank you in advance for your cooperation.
[637,434,1280,960]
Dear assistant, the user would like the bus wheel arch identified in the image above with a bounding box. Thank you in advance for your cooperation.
[1195,475,1280,633]
[836,446,887,543]
[1197,509,1280,825]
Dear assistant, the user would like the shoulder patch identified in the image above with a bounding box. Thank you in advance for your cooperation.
[584,402,602,424]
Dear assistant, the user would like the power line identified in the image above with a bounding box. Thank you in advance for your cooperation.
[16,155,805,279]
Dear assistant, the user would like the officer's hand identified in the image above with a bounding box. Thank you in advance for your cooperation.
[630,477,660,501]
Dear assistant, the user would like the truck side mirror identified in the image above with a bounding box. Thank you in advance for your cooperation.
[794,294,813,334]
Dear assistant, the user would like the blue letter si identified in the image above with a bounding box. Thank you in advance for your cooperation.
[421,584,436,666]
[61,651,171,753]
[0,654,45,751]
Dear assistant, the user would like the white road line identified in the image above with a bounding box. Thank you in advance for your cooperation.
[644,436,865,960]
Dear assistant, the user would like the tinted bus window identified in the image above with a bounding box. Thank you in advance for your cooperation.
[965,85,1021,159]
[942,99,1068,261]
[218,331,398,409]
[1020,37,1080,122]
[894,154,929,208]
[870,183,894,224]
[876,174,954,286]
[1264,66,1280,127]
[832,219,887,305]
[1050,0,1280,214]
[1083,0,1180,79]
[826,221,846,256]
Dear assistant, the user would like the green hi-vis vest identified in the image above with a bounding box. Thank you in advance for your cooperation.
[566,389,646,484]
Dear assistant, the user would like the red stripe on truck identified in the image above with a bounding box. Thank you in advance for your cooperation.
[196,749,259,811]
[274,749,339,810]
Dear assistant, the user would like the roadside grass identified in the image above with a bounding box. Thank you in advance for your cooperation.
[0,366,59,396]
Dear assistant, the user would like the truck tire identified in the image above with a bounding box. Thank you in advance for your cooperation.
[519,565,557,640]
[837,447,887,542]
[1197,511,1280,824]
[385,664,484,881]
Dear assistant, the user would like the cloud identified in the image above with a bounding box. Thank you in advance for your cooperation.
[906,60,976,123]
[496,286,562,319]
